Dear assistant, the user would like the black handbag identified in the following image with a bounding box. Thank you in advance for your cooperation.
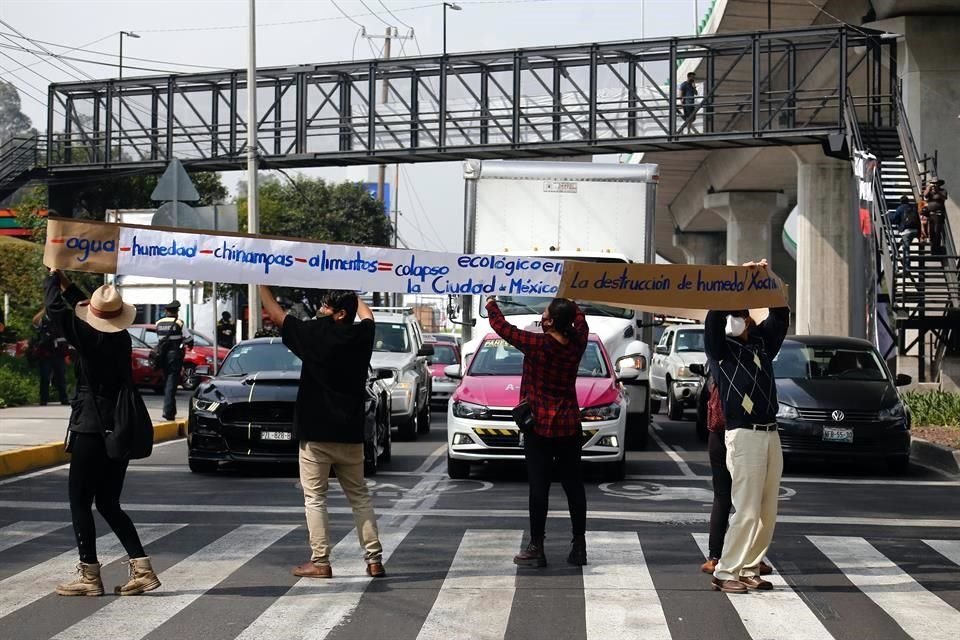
[512,399,535,434]
[106,382,154,460]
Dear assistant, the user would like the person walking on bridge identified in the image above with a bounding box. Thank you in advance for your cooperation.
[486,296,590,568]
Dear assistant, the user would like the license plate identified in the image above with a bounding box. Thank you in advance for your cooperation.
[260,431,292,441]
[822,427,854,443]
[195,366,210,375]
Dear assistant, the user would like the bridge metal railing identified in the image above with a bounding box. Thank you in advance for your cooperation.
[35,24,892,177]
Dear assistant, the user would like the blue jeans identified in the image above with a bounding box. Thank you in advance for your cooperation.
[901,229,919,271]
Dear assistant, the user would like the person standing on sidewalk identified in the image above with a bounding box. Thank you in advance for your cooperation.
[486,296,590,568]
[30,307,69,406]
[155,300,189,420]
[704,259,790,594]
[259,286,385,579]
[44,270,160,597]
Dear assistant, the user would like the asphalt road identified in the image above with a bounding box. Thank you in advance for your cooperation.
[1,411,959,640]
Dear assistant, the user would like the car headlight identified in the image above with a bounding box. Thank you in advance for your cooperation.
[134,357,151,367]
[205,356,214,365]
[191,398,221,413]
[776,403,799,420]
[452,401,491,419]
[581,402,621,422]
[879,403,906,420]
[677,366,692,378]
[621,355,647,371]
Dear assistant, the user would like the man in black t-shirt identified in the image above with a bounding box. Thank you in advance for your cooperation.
[259,285,384,579]
[678,71,698,133]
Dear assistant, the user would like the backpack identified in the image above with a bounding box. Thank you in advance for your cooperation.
[902,204,920,230]
[707,379,726,431]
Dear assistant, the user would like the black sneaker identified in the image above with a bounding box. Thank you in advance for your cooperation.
[513,539,547,568]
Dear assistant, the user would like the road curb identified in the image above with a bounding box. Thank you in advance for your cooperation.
[911,437,960,477]
[0,420,187,478]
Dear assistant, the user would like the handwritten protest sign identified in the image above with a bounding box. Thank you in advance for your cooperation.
[558,261,789,316]
[43,217,564,298]
[44,218,789,314]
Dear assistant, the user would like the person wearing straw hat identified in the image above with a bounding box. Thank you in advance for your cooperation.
[44,270,161,598]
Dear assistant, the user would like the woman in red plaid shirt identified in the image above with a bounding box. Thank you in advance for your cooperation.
[486,296,590,568]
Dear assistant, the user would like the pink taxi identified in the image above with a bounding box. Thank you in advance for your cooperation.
[444,333,639,480]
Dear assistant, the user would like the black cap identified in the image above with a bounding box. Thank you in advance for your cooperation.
[165,300,181,310]
[221,311,231,320]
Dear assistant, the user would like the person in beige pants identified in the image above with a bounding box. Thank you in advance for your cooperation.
[261,287,385,579]
[703,260,791,594]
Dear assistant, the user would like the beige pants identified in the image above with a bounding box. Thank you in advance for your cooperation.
[299,441,383,566]
[714,428,783,581]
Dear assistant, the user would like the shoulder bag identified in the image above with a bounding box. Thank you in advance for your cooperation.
[512,399,536,434]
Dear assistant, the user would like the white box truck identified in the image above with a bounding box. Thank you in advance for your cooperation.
[460,159,658,449]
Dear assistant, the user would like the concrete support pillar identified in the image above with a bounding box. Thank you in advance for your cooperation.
[703,191,789,266]
[671,230,725,265]
[769,206,797,313]
[793,151,855,336]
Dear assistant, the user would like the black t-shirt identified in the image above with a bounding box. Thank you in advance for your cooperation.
[282,315,375,444]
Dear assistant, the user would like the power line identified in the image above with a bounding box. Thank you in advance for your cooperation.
[0,19,93,81]
[329,0,370,30]
[0,32,115,77]
[359,0,394,29]
[0,32,223,71]
[377,1,415,30]
[0,42,187,75]
[400,166,448,250]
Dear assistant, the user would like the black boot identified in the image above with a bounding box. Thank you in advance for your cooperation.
[514,537,547,568]
[567,535,587,566]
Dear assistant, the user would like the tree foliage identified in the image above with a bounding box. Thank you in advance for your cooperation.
[238,174,393,246]
[0,80,36,144]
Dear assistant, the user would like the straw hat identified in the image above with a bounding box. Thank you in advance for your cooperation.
[74,284,136,333]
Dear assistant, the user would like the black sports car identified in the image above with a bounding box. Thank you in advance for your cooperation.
[187,338,393,476]
[691,336,912,472]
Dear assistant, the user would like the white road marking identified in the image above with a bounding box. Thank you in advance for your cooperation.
[648,428,696,477]
[0,523,184,619]
[924,539,960,566]
[584,531,670,640]
[1,500,959,529]
[416,529,521,640]
[625,474,960,487]
[809,535,960,640]
[53,524,296,640]
[692,534,833,640]
[0,521,66,553]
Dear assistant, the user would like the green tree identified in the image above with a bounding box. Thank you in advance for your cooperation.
[0,80,36,144]
[238,174,392,246]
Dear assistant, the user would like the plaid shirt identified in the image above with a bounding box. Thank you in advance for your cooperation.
[487,300,589,438]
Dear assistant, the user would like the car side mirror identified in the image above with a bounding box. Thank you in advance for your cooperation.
[616,366,641,382]
[444,364,463,379]
[417,344,435,357]
[895,373,912,387]
[376,369,394,381]
[688,363,706,377]
[655,345,669,355]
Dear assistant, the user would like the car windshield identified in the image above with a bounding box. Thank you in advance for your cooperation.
[428,344,458,365]
[191,332,213,347]
[773,344,887,381]
[218,342,301,376]
[374,322,411,353]
[675,329,705,353]
[468,338,608,378]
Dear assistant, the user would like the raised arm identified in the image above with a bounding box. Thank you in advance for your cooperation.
[44,270,91,350]
[569,303,589,350]
[356,297,374,322]
[758,307,791,356]
[258,285,288,328]
[485,298,542,354]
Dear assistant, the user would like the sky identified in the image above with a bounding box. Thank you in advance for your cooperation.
[0,0,708,252]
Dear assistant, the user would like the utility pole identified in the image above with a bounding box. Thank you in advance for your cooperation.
[246,0,260,337]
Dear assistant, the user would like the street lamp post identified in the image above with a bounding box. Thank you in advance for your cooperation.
[119,30,139,81]
[442,2,461,57]
[118,31,139,153]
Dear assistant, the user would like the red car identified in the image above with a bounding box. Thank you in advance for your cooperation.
[127,326,217,391]
[427,339,461,406]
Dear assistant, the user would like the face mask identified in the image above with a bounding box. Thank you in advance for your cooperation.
[725,315,747,338]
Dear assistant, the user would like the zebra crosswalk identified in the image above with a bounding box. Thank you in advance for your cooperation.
[0,520,959,640]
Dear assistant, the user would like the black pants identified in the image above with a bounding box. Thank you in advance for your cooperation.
[68,432,145,564]
[523,431,587,540]
[39,356,68,405]
[162,355,182,419]
[708,430,733,559]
